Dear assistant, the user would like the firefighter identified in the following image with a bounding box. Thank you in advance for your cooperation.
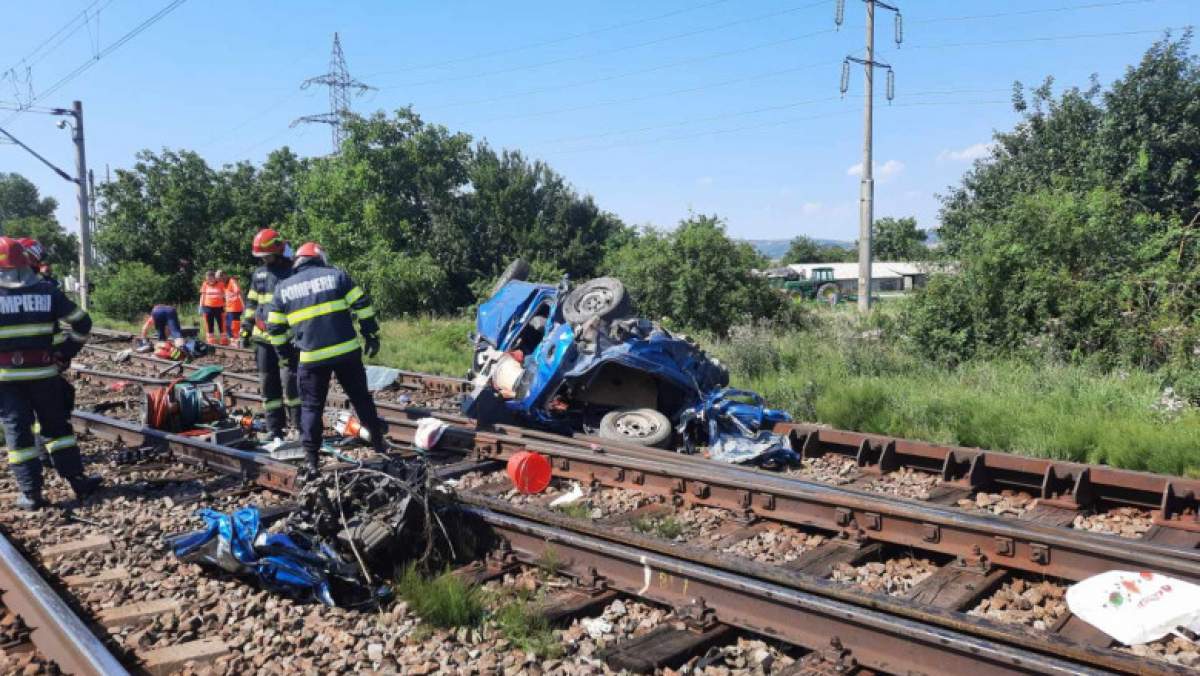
[0,237,100,509]
[140,304,183,341]
[241,229,300,440]
[222,272,244,342]
[265,241,385,475]
[198,271,226,345]
[16,238,57,288]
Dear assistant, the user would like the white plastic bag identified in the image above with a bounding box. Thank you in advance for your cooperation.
[1066,570,1200,645]
[414,417,448,451]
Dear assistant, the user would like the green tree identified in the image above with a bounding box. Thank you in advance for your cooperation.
[907,34,1200,367]
[92,262,171,321]
[0,173,57,224]
[603,214,785,335]
[872,217,928,260]
[780,235,855,264]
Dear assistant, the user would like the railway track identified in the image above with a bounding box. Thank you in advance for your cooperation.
[39,334,1200,673]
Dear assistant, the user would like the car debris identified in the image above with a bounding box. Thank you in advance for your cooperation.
[463,260,795,466]
[173,456,463,607]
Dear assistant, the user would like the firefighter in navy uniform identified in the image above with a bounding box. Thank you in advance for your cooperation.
[0,237,100,509]
[265,242,386,475]
[240,229,301,440]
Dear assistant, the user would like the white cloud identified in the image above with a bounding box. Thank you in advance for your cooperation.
[847,160,905,180]
[696,176,714,186]
[801,201,823,215]
[937,142,995,163]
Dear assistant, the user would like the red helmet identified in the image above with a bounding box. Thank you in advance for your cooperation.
[0,237,30,270]
[293,241,327,268]
[16,238,44,264]
[252,228,285,257]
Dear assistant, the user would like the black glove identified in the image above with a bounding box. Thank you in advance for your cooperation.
[277,343,297,360]
[363,333,380,358]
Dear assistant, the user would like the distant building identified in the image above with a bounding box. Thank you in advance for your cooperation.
[785,261,937,294]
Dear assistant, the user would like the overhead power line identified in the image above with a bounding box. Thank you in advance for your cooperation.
[376,0,833,89]
[915,0,1161,25]
[900,27,1180,51]
[365,0,740,77]
[291,33,374,153]
[3,0,114,75]
[424,27,845,111]
[1,0,189,125]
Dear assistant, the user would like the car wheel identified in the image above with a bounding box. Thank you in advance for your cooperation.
[562,277,631,325]
[490,258,531,297]
[598,408,672,448]
[466,347,489,379]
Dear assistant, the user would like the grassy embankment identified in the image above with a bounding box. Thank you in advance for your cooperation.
[96,309,1200,477]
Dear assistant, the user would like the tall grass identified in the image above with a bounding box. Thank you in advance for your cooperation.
[707,310,1200,478]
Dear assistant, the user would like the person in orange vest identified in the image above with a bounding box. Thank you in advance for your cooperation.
[220,271,245,343]
[198,271,227,345]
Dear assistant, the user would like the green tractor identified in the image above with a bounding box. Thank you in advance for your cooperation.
[767,267,842,304]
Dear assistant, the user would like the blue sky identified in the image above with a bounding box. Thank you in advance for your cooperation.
[2,0,1197,242]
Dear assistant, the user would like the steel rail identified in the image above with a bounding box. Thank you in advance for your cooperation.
[471,506,1116,676]
[68,366,1200,582]
[778,423,1200,533]
[61,407,1181,674]
[0,530,130,675]
[463,492,1176,675]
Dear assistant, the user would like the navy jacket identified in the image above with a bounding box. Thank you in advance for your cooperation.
[0,279,91,381]
[243,258,293,343]
[265,261,377,364]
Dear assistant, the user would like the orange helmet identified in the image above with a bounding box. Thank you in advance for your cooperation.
[0,237,30,270]
[252,228,285,257]
[293,241,327,268]
[16,238,44,264]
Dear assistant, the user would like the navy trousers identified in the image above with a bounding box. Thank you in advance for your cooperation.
[255,341,299,438]
[1,377,85,495]
[296,350,386,456]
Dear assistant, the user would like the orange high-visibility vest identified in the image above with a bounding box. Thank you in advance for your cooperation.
[200,281,226,308]
[224,277,244,312]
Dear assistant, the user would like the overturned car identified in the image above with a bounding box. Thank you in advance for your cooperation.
[463,260,796,465]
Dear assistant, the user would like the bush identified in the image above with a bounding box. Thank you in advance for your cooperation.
[92,262,171,321]
[602,214,788,335]
[353,247,454,317]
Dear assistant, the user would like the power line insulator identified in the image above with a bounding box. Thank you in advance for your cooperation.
[835,0,845,28]
[894,13,904,46]
[840,59,850,97]
[886,68,895,102]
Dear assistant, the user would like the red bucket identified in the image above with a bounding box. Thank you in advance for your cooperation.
[506,451,551,494]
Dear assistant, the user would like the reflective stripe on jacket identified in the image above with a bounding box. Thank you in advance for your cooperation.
[244,260,292,342]
[264,261,378,364]
[200,281,225,308]
[0,279,91,381]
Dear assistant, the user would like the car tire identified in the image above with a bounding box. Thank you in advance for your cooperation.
[490,258,531,297]
[467,347,489,379]
[562,277,631,325]
[598,408,672,448]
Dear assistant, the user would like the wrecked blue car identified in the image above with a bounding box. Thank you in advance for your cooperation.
[464,261,794,464]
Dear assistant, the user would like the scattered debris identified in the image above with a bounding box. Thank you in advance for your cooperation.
[174,457,465,608]
[414,417,448,451]
[505,451,551,494]
[678,388,795,466]
[549,482,585,507]
[1067,570,1200,646]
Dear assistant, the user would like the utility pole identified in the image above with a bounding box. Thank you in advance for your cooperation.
[0,102,92,309]
[292,33,374,153]
[51,101,91,309]
[837,0,901,313]
[88,168,97,263]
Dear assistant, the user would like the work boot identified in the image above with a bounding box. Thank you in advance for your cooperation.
[67,475,102,500]
[371,421,390,454]
[14,491,47,511]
